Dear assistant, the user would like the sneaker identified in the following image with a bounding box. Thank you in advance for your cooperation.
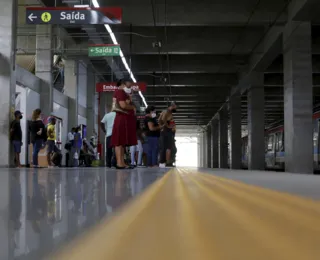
[166,163,174,168]
[159,163,166,168]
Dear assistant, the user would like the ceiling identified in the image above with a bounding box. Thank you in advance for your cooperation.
[24,0,320,126]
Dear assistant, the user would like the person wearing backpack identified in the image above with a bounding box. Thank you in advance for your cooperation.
[29,109,45,168]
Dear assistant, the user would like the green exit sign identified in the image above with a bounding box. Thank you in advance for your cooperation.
[88,45,120,57]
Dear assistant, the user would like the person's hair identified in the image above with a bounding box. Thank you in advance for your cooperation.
[117,78,131,87]
[145,106,155,114]
[31,109,41,121]
[116,80,122,87]
[71,127,76,131]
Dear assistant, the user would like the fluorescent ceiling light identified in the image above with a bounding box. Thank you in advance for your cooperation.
[74,4,89,7]
[91,0,99,8]
[91,0,148,107]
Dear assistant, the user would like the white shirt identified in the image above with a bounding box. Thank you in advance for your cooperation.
[101,112,116,137]
[68,132,74,141]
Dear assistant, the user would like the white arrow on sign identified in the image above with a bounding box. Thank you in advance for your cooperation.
[28,13,37,22]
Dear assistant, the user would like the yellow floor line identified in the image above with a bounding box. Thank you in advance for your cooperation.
[49,168,320,260]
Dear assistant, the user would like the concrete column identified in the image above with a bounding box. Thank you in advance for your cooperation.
[247,73,265,170]
[198,134,203,167]
[218,107,228,168]
[0,0,17,255]
[229,93,242,169]
[211,119,219,168]
[36,25,53,117]
[206,126,212,168]
[0,0,17,169]
[86,67,95,137]
[202,132,207,167]
[283,21,313,173]
[64,60,79,128]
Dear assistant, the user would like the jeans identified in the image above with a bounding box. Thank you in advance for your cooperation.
[33,139,43,166]
[70,147,80,167]
[147,136,159,166]
[130,140,143,165]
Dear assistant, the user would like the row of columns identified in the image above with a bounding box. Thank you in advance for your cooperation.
[202,21,313,174]
[202,81,266,170]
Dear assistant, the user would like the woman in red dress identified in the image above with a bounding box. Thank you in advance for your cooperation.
[111,79,137,169]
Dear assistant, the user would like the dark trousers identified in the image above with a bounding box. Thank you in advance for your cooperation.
[32,139,43,166]
[147,137,159,166]
[159,130,174,164]
[106,136,115,167]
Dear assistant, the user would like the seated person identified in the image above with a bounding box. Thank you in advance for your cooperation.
[80,140,95,167]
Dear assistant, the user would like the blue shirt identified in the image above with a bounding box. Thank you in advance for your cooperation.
[101,112,116,137]
[73,132,82,148]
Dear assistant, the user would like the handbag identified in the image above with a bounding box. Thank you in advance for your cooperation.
[111,97,128,114]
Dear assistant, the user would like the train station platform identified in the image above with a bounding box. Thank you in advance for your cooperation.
[7,167,320,260]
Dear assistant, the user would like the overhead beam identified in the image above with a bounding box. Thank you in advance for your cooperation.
[144,86,231,96]
[103,1,287,26]
[289,0,319,21]
[136,73,238,86]
[91,54,250,74]
[60,26,264,55]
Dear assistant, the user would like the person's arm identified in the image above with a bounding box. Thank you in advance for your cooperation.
[119,101,135,110]
[148,121,160,131]
[100,115,107,134]
[100,123,106,133]
[117,91,135,110]
[10,121,14,133]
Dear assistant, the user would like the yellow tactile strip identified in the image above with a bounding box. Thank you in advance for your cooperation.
[49,168,320,260]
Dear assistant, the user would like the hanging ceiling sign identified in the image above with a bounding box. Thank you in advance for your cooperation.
[26,7,122,25]
[96,82,147,92]
[88,45,120,57]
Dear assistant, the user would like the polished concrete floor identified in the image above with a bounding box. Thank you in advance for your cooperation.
[6,167,167,260]
[3,167,320,260]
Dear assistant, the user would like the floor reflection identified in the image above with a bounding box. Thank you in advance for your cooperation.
[9,168,160,260]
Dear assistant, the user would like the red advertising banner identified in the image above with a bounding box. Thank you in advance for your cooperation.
[96,82,147,92]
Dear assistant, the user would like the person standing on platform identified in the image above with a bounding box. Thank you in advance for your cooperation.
[111,78,137,169]
[10,110,23,168]
[171,121,177,166]
[66,127,75,167]
[46,117,59,168]
[72,126,82,167]
[158,102,177,168]
[130,120,144,167]
[29,109,45,168]
[144,106,160,167]
[100,110,116,168]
